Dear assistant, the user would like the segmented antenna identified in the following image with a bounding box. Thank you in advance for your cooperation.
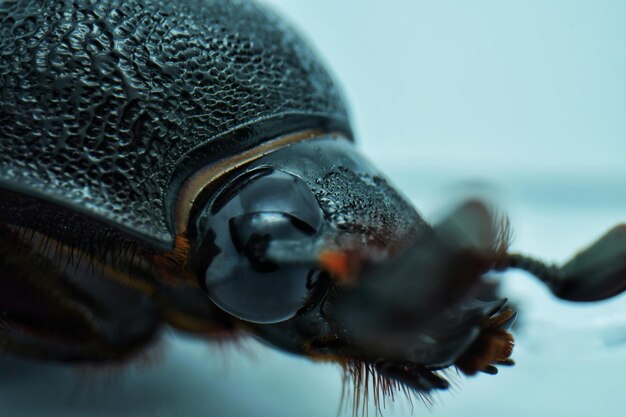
[497,253,560,287]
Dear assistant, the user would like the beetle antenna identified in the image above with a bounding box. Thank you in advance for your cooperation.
[496,253,560,287]
[498,225,626,302]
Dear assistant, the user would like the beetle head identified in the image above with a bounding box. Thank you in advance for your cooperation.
[189,135,423,323]
[187,135,514,398]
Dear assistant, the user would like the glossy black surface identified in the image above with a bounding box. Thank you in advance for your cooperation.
[0,0,350,246]
[200,169,325,323]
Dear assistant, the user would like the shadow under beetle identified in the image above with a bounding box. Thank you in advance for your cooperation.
[1,0,625,408]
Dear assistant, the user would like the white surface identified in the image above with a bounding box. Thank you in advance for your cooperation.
[2,1,625,416]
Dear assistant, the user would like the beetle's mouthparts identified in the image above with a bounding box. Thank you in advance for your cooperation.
[265,199,517,384]
[326,202,515,374]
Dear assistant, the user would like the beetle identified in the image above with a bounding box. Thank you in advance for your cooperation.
[1,0,625,413]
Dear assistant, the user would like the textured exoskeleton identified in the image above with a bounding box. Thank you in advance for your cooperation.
[1,0,625,408]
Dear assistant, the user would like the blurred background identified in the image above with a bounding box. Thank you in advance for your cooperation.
[1,1,625,416]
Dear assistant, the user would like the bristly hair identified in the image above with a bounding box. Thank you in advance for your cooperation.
[1,221,206,292]
[338,360,413,417]
[492,211,513,268]
[151,234,196,284]
[333,308,515,416]
[336,359,454,417]
[1,221,153,281]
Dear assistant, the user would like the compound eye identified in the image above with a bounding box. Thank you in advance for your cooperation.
[201,169,325,324]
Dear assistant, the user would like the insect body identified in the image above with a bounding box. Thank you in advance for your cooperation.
[1,0,625,410]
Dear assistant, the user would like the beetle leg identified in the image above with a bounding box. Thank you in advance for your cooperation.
[499,224,626,302]
[0,222,241,362]
[0,228,165,363]
[0,263,160,362]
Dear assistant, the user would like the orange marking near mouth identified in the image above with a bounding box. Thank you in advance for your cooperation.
[319,249,360,284]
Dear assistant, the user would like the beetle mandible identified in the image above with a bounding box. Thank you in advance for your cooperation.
[1,0,625,412]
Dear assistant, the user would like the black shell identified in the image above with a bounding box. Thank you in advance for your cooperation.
[0,0,351,247]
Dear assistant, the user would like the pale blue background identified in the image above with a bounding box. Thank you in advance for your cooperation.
[271,0,626,179]
[1,1,625,416]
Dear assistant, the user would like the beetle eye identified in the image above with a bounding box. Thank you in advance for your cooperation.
[198,169,325,324]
